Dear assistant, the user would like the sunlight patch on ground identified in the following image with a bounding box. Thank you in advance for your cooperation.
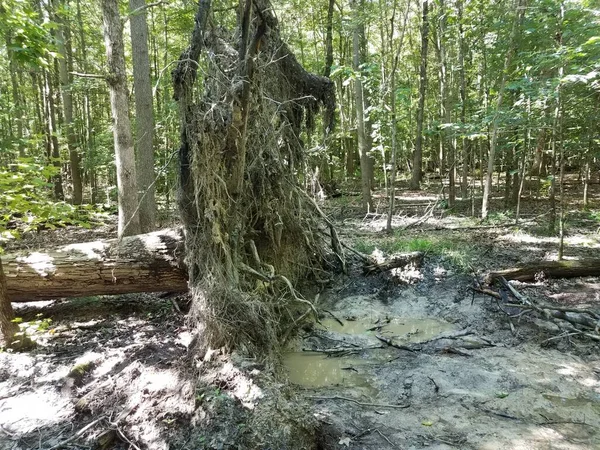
[497,232,600,248]
[499,426,588,450]
[217,362,263,410]
[0,389,72,435]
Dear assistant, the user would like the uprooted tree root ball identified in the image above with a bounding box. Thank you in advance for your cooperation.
[172,0,342,356]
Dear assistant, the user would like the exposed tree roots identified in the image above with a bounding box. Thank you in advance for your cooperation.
[173,0,340,356]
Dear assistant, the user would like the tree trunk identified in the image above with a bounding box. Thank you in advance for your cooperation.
[55,3,83,205]
[481,0,525,219]
[101,0,141,238]
[323,0,335,78]
[44,69,65,200]
[129,0,156,232]
[5,33,26,158]
[436,0,454,206]
[0,259,20,348]
[410,0,429,190]
[352,0,373,212]
[3,229,187,302]
[458,0,469,199]
[387,0,411,232]
[486,259,600,284]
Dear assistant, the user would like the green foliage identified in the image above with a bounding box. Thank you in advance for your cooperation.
[0,159,102,240]
[354,235,473,271]
[0,0,57,67]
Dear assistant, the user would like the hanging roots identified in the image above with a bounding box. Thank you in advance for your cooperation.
[173,0,340,356]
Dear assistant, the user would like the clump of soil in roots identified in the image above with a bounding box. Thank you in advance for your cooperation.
[173,0,339,357]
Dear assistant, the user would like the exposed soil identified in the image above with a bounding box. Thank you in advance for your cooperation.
[1,181,600,449]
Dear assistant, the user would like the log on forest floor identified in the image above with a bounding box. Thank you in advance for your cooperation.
[2,229,188,302]
[486,259,600,284]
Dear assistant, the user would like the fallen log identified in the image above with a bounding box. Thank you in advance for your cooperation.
[2,229,188,302]
[486,259,600,284]
[363,251,424,275]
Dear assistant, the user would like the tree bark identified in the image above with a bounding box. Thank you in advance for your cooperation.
[129,0,157,232]
[486,259,600,284]
[3,229,187,302]
[323,0,335,78]
[410,0,429,190]
[101,0,141,238]
[352,0,373,212]
[481,0,525,219]
[387,0,411,232]
[44,68,65,200]
[0,259,20,347]
[55,2,84,205]
[4,33,26,158]
[457,0,469,199]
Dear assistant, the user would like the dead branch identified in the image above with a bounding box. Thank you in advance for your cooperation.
[476,277,600,341]
[307,395,410,409]
[486,259,600,283]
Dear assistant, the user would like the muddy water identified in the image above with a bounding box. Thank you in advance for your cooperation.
[283,352,378,396]
[317,317,454,342]
[284,317,455,392]
[543,392,600,413]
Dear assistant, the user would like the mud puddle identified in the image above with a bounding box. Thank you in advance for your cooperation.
[291,285,600,449]
[284,317,455,394]
[317,317,454,342]
[283,352,379,396]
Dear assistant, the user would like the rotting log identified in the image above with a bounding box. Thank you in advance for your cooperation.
[363,251,424,275]
[486,259,600,284]
[3,229,187,302]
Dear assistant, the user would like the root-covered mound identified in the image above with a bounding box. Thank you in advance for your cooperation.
[173,0,339,355]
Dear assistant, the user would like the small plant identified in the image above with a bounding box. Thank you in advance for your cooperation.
[353,235,473,272]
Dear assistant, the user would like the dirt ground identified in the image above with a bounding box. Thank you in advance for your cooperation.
[1,180,600,449]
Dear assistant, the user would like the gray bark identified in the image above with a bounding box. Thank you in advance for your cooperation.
[55,4,83,205]
[0,259,19,348]
[101,0,141,237]
[129,0,156,232]
[410,0,429,190]
[481,0,525,219]
[352,0,373,212]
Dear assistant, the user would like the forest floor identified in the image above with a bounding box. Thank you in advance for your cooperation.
[1,177,600,449]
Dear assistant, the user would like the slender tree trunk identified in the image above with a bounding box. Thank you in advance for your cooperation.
[410,0,429,190]
[0,259,19,349]
[76,0,95,202]
[5,34,26,158]
[129,0,157,232]
[458,0,469,198]
[352,0,373,212]
[44,69,65,200]
[436,0,454,206]
[101,0,141,238]
[324,0,335,78]
[481,0,525,219]
[387,0,411,232]
[556,2,565,258]
[55,3,83,205]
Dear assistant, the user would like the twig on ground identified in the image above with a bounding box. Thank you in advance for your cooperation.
[374,428,397,448]
[323,309,344,327]
[116,427,142,450]
[47,416,106,450]
[308,395,410,409]
[442,347,472,357]
[375,334,417,352]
